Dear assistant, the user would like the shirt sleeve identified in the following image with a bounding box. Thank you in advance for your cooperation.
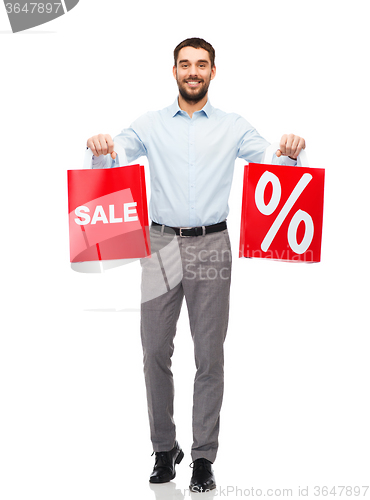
[113,125,148,164]
[234,115,297,166]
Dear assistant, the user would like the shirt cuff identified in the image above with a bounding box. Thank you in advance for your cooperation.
[278,155,297,166]
[286,156,298,165]
[91,154,107,169]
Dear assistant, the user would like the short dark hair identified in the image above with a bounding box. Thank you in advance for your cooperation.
[174,37,215,68]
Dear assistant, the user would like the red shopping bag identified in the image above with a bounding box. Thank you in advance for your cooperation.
[68,148,150,272]
[239,146,324,262]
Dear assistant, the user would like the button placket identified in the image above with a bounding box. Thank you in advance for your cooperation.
[189,120,196,225]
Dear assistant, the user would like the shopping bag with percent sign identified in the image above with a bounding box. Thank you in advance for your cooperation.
[239,144,325,262]
[67,145,151,273]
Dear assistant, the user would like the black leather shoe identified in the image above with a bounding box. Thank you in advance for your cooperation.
[149,441,184,483]
[189,458,216,492]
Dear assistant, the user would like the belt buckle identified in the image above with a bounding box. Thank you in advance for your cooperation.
[179,227,192,237]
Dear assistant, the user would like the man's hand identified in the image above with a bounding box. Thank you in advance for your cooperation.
[87,134,116,160]
[276,134,305,160]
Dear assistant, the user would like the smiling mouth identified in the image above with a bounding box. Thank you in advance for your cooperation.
[185,80,202,87]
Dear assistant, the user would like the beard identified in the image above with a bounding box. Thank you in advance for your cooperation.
[176,75,211,104]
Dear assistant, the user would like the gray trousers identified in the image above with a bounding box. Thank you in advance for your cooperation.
[140,224,232,463]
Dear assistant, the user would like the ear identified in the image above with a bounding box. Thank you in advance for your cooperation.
[173,65,177,79]
[210,65,216,80]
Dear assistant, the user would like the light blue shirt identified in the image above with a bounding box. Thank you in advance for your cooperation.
[92,98,296,227]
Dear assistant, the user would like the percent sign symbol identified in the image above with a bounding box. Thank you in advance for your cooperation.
[255,171,314,254]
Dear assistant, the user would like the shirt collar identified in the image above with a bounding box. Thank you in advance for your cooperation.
[171,97,214,118]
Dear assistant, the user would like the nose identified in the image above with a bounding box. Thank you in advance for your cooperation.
[187,64,199,76]
[187,72,201,81]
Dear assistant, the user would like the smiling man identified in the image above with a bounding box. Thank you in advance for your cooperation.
[174,46,216,108]
[87,37,305,493]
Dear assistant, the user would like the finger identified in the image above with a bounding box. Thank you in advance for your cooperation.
[91,137,104,156]
[111,151,117,160]
[87,138,99,157]
[293,137,306,159]
[290,135,301,159]
[285,134,295,157]
[276,149,282,157]
[279,134,287,156]
[98,134,109,155]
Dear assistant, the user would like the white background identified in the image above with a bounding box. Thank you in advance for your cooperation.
[1,1,369,499]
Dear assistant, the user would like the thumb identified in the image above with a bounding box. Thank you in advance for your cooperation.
[111,151,117,160]
[276,149,282,157]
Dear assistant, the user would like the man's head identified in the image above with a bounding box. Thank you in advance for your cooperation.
[174,38,215,68]
[173,38,216,104]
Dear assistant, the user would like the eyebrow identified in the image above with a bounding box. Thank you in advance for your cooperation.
[178,59,210,65]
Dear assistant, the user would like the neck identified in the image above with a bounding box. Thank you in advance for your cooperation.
[178,93,208,118]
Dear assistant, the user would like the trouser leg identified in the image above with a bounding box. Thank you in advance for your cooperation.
[181,230,232,463]
[140,228,184,452]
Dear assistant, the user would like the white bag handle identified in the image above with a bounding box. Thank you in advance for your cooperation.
[263,142,309,167]
[83,142,128,169]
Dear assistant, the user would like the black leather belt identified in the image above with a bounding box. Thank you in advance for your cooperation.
[151,220,227,237]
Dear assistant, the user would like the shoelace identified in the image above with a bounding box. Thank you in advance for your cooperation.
[189,458,212,472]
[151,451,172,468]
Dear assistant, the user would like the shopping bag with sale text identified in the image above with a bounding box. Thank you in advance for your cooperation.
[67,146,150,272]
[239,144,325,263]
